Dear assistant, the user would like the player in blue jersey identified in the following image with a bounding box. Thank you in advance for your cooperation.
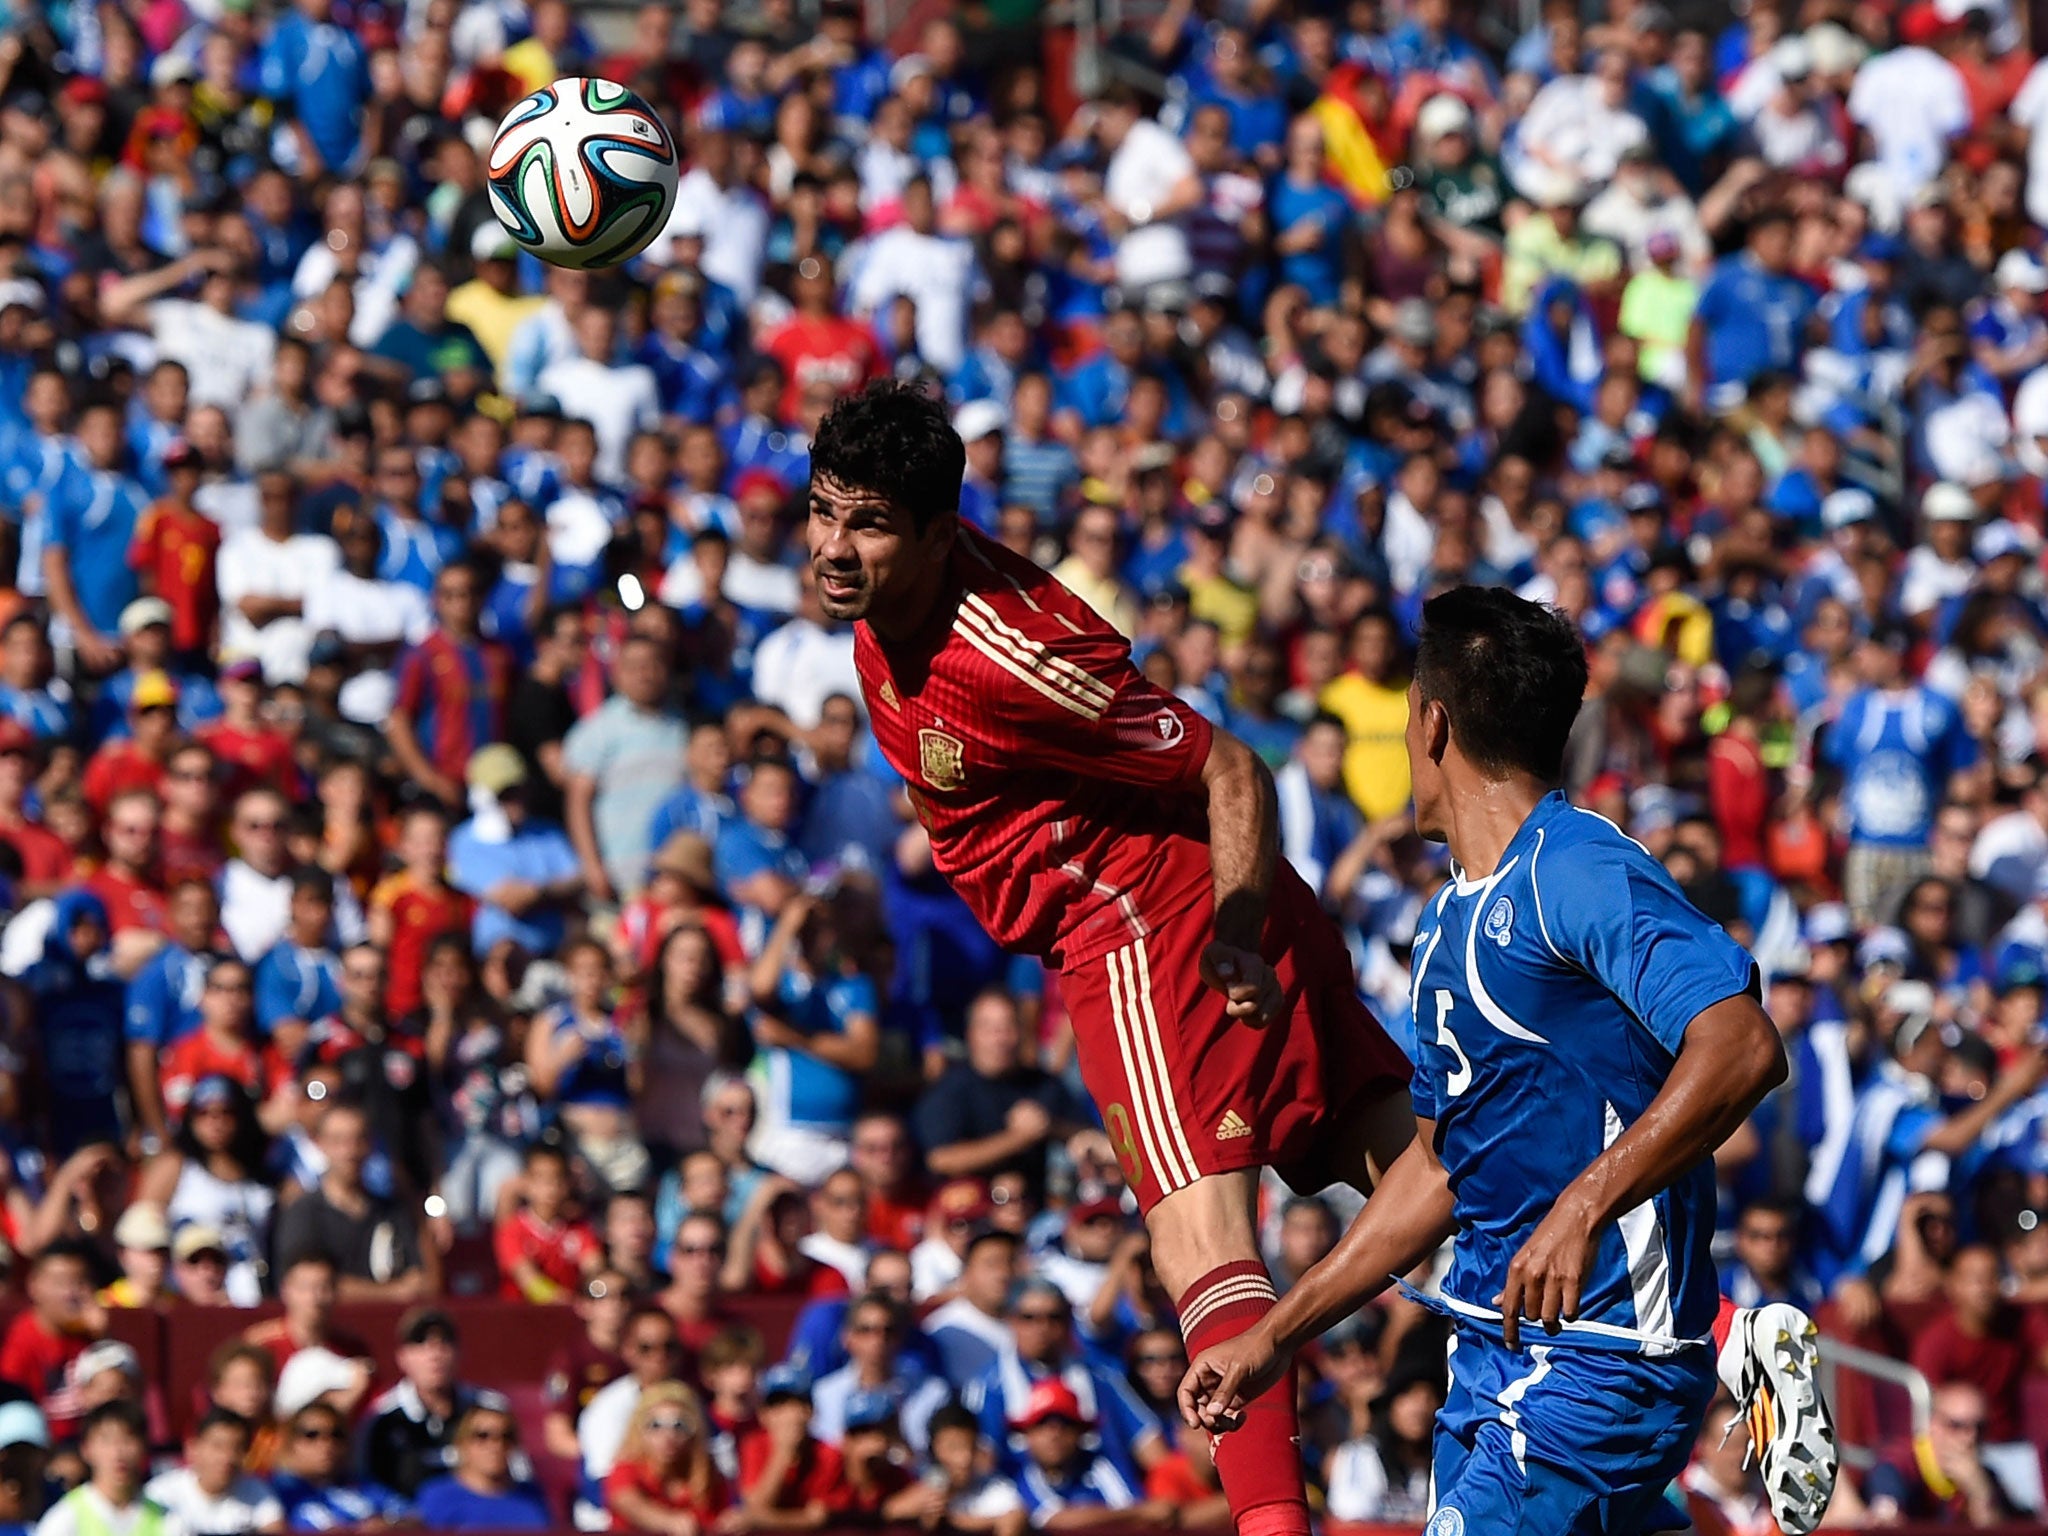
[1181,586,1839,1535]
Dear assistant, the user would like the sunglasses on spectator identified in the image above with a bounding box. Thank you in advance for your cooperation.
[676,1242,724,1258]
[1134,1353,1184,1368]
[467,1427,513,1443]
[647,1417,694,1435]
[1013,1310,1066,1325]
[295,1426,343,1442]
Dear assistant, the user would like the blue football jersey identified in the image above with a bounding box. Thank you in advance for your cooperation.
[1408,791,1757,1356]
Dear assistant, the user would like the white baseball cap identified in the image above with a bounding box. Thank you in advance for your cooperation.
[1921,481,1977,522]
[1995,249,2048,293]
[1415,94,1472,142]
[953,400,1008,444]
[1821,488,1876,530]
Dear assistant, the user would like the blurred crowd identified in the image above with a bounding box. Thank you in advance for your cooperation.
[0,0,2046,1528]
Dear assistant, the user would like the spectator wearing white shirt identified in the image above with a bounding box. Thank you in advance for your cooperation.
[217,470,340,685]
[1507,48,1650,201]
[849,179,978,376]
[653,127,770,303]
[504,267,591,403]
[288,183,419,350]
[752,574,860,732]
[101,255,276,411]
[1846,40,1969,199]
[300,516,432,724]
[144,1410,283,1536]
[1096,85,1200,292]
[220,790,295,962]
[537,309,660,485]
[1899,481,1983,620]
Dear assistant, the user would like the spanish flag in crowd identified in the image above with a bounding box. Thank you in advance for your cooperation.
[1309,62,1397,208]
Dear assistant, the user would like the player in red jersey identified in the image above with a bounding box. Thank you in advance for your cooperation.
[806,381,1414,1536]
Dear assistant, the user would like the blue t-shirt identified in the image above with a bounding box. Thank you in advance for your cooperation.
[45,460,149,635]
[125,942,211,1049]
[540,1005,634,1110]
[1824,686,1975,848]
[1693,253,1817,387]
[755,968,876,1132]
[272,1474,409,1532]
[412,1477,550,1530]
[965,1354,1160,1482]
[258,14,370,174]
[254,942,342,1034]
[1267,176,1352,308]
[1407,792,1755,1354]
[447,819,582,955]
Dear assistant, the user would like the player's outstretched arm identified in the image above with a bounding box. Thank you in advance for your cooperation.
[1196,728,1284,1023]
[1179,1119,1455,1431]
[1498,992,1786,1349]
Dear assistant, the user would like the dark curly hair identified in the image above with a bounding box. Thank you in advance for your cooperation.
[1415,585,1588,782]
[808,380,964,533]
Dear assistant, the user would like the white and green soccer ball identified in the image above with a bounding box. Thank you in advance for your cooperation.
[485,77,680,270]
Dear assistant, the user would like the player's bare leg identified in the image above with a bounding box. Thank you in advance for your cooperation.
[1148,1168,1310,1536]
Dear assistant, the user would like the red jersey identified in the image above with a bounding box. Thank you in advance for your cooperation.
[160,819,226,887]
[197,721,296,802]
[160,1029,270,1119]
[492,1208,601,1301]
[603,1459,730,1525]
[0,815,73,890]
[543,1336,625,1415]
[86,865,166,935]
[240,1318,374,1374]
[129,500,222,652]
[367,871,474,1017]
[853,529,1217,970]
[0,1312,88,1436]
[761,315,882,423]
[736,1432,846,1511]
[82,742,167,815]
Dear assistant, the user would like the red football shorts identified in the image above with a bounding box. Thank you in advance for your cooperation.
[1058,862,1412,1215]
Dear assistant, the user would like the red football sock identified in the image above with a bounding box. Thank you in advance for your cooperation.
[1713,1293,1739,1354]
[1179,1261,1311,1536]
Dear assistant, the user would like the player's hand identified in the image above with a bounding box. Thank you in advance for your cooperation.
[1178,1320,1285,1433]
[1199,942,1283,1025]
[1496,1195,1601,1350]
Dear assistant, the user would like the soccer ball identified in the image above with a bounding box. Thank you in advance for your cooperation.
[485,78,680,270]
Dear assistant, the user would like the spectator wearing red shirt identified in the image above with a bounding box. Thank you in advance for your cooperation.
[736,1365,847,1526]
[540,1267,632,1463]
[366,804,472,1019]
[493,1143,604,1302]
[848,1113,929,1253]
[1908,1243,2048,1444]
[0,721,73,897]
[1705,668,1773,872]
[388,561,513,808]
[128,440,221,663]
[197,662,296,804]
[603,1381,732,1535]
[85,789,167,944]
[239,1253,374,1374]
[0,1244,101,1441]
[658,1212,740,1368]
[82,674,178,815]
[158,739,226,889]
[159,956,273,1125]
[761,259,883,423]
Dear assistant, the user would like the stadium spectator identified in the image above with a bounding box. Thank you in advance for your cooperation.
[143,1409,283,1536]
[602,1381,731,1536]
[31,1402,160,1536]
[269,1398,410,1531]
[271,1102,427,1301]
[412,1396,551,1530]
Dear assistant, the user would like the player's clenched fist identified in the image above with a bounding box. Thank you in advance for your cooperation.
[1178,1324,1286,1434]
[1199,942,1284,1024]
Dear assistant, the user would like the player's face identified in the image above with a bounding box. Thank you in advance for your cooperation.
[807,472,953,628]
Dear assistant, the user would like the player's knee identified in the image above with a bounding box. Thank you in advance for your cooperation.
[1146,1172,1262,1297]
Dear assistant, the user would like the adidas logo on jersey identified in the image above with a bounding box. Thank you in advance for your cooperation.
[1215,1110,1253,1141]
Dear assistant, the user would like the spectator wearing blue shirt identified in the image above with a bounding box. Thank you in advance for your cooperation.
[1966,248,2048,388]
[1824,623,1978,924]
[0,614,74,743]
[1718,1198,1826,1312]
[1010,1377,1148,1528]
[272,1400,411,1532]
[1692,210,1817,390]
[965,1281,1163,1484]
[258,0,371,178]
[446,747,584,958]
[89,600,223,747]
[747,886,881,1185]
[43,401,149,671]
[411,1399,551,1531]
[1183,27,1289,169]
[27,890,127,1158]
[125,879,221,1145]
[254,869,342,1050]
[714,758,811,947]
[1268,118,1352,309]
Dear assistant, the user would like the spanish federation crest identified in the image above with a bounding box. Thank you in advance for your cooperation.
[1483,895,1514,948]
[919,728,966,791]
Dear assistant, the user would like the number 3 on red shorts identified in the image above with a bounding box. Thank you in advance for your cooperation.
[1103,1102,1145,1190]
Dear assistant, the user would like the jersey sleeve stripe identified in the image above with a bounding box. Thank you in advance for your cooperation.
[952,618,1106,721]
[961,594,1117,706]
[1131,939,1202,1179]
[1105,943,1189,1191]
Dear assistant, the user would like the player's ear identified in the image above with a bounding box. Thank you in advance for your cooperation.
[1422,697,1451,764]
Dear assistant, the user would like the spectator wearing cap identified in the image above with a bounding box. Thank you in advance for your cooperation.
[1967,249,2048,385]
[915,990,1085,1198]
[0,617,72,745]
[145,1407,283,1536]
[99,1204,171,1310]
[82,680,178,817]
[952,400,1007,536]
[735,1363,847,1525]
[358,1307,488,1498]
[810,1293,949,1453]
[910,1181,993,1303]
[1006,1377,1152,1529]
[92,600,223,746]
[168,1226,236,1308]
[215,469,340,688]
[126,442,220,667]
[836,1390,930,1522]
[1902,481,1985,624]
[447,746,583,958]
[564,635,689,904]
[0,1400,51,1533]
[966,1279,1162,1483]
[1037,1196,1152,1356]
[447,230,543,382]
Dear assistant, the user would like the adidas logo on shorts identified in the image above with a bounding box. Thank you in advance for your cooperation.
[1215,1110,1253,1141]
